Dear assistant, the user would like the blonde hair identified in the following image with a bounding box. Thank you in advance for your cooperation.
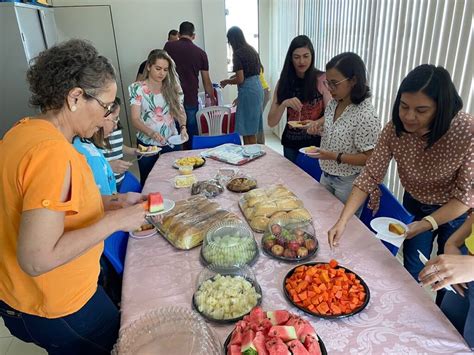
[144,49,183,120]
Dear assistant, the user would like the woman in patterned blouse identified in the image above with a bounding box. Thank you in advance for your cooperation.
[129,50,187,185]
[328,65,472,299]
[307,52,380,212]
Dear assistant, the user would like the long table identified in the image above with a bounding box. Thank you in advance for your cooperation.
[120,147,470,354]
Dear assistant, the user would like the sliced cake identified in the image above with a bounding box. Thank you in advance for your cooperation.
[388,222,405,236]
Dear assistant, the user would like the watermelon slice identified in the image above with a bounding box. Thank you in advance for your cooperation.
[267,326,297,342]
[148,192,164,213]
[287,339,310,355]
[265,338,290,355]
[285,317,316,342]
[267,310,290,325]
[304,335,322,355]
[241,329,256,355]
[254,331,269,355]
[228,344,241,355]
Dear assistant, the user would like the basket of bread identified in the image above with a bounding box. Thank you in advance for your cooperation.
[147,196,240,250]
[238,184,312,232]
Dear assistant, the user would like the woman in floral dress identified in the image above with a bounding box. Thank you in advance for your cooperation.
[129,49,187,185]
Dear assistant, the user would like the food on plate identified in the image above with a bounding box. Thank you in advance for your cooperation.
[149,196,240,249]
[178,165,194,175]
[148,192,164,213]
[174,174,197,188]
[304,146,318,153]
[225,307,323,355]
[194,275,261,320]
[288,120,312,128]
[262,222,317,261]
[227,177,257,193]
[135,223,154,232]
[240,185,312,232]
[285,260,367,316]
[388,222,405,236]
[175,156,205,167]
[137,144,159,153]
[191,179,224,198]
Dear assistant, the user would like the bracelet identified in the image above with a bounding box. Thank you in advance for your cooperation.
[422,215,438,231]
[336,152,343,164]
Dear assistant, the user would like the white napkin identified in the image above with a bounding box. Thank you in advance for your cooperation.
[374,232,405,248]
[417,250,456,294]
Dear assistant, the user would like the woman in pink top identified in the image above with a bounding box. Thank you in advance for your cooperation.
[328,65,472,304]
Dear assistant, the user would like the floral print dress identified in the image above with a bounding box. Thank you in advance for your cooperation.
[128,81,183,146]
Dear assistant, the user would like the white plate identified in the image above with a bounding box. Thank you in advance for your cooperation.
[370,217,408,238]
[288,120,311,129]
[298,146,320,157]
[168,134,188,145]
[129,228,158,239]
[146,198,175,216]
[136,147,162,156]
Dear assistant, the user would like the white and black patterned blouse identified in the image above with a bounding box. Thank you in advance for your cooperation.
[320,98,380,176]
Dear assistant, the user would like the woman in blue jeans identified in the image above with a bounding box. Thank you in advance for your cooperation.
[129,50,187,186]
[328,65,472,298]
[419,214,474,349]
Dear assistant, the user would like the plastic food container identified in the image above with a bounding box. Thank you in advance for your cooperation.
[192,264,262,323]
[179,165,194,175]
[261,216,318,262]
[147,196,241,250]
[112,307,221,355]
[174,174,197,188]
[201,221,258,267]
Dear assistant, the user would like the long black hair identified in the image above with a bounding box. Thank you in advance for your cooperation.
[277,35,323,104]
[392,64,463,148]
[226,26,248,51]
[326,52,370,104]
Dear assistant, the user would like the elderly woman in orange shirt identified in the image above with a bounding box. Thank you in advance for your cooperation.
[0,40,146,354]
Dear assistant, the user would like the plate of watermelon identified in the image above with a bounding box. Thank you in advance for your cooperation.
[224,307,327,355]
[145,192,175,216]
[283,260,370,319]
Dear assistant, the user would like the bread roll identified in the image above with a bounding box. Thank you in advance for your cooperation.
[270,211,287,219]
[246,196,266,207]
[287,208,312,221]
[253,201,278,217]
[244,188,267,200]
[250,216,270,231]
[276,197,303,211]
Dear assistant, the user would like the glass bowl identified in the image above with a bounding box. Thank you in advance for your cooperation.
[201,221,258,267]
[112,306,221,355]
[261,216,318,262]
[192,264,262,323]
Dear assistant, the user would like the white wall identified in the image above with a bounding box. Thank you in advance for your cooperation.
[51,0,230,141]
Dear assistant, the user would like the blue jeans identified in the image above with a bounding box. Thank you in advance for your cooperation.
[283,146,299,164]
[137,138,181,186]
[402,192,467,301]
[320,172,362,217]
[0,286,119,355]
[185,105,199,148]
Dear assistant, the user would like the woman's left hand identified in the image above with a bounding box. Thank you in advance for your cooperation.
[419,254,474,294]
[119,192,147,208]
[405,220,432,239]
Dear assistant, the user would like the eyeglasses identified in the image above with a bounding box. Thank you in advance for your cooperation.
[323,77,350,90]
[83,92,117,117]
[106,114,120,124]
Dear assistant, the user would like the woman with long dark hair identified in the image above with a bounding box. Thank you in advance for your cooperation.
[328,65,472,303]
[220,26,263,145]
[268,35,331,163]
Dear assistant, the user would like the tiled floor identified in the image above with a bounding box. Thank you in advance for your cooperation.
[0,131,434,354]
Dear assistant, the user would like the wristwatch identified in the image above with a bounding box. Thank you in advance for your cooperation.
[336,152,343,164]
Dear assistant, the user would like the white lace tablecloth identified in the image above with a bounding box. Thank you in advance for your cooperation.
[120,147,470,354]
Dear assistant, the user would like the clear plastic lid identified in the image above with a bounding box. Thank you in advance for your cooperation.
[262,215,318,262]
[112,307,221,355]
[193,264,262,323]
[201,221,258,267]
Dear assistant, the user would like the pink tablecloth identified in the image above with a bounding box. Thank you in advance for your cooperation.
[121,147,470,354]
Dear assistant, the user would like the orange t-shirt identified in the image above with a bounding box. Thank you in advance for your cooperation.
[0,118,104,318]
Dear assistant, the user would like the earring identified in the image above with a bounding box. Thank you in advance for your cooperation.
[71,105,77,112]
